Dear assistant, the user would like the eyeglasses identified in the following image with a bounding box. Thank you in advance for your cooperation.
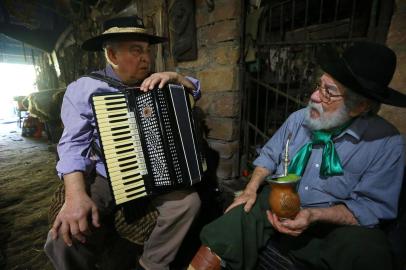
[314,83,344,103]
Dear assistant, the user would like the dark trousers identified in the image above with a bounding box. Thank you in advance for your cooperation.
[200,186,393,270]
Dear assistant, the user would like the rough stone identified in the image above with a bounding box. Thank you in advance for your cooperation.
[197,67,237,92]
[386,12,406,45]
[212,0,241,22]
[195,94,213,113]
[216,155,240,179]
[196,0,241,27]
[211,92,240,117]
[177,47,210,69]
[208,140,239,159]
[383,2,406,139]
[212,44,240,65]
[206,117,238,141]
[199,20,239,45]
[379,105,406,135]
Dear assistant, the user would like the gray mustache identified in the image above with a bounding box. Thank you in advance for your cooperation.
[308,101,324,114]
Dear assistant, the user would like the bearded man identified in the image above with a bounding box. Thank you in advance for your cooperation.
[189,42,406,270]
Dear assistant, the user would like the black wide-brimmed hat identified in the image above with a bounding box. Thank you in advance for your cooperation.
[317,41,406,107]
[81,16,167,51]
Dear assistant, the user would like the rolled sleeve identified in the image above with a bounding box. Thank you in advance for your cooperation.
[253,153,277,173]
[56,80,95,179]
[342,137,405,227]
[253,111,302,173]
[185,76,201,100]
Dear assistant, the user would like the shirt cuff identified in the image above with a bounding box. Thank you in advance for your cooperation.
[185,76,201,100]
[342,199,379,227]
[56,156,93,180]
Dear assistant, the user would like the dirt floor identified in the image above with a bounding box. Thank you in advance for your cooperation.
[0,120,225,270]
[0,121,58,270]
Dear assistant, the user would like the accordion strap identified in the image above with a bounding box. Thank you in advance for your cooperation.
[84,72,129,91]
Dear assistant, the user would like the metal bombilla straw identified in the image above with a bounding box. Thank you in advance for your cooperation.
[283,133,291,177]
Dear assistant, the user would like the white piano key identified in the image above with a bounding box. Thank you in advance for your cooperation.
[110,173,143,184]
[93,93,124,99]
[105,151,137,160]
[108,169,141,179]
[114,187,147,198]
[112,181,145,194]
[115,191,148,204]
[93,97,126,105]
[111,177,144,190]
[96,116,129,124]
[98,122,132,131]
[99,132,134,141]
[94,102,128,110]
[106,157,138,167]
[103,145,135,154]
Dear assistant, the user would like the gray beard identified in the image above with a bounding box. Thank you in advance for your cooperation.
[304,101,351,131]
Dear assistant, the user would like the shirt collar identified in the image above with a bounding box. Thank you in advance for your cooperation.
[105,64,122,82]
[340,116,369,141]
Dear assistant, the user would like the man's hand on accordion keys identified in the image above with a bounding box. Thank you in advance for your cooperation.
[140,72,196,94]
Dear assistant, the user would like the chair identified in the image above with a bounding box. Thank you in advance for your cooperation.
[13,96,28,128]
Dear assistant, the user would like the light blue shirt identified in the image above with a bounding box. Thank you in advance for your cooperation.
[254,108,405,227]
[56,65,201,179]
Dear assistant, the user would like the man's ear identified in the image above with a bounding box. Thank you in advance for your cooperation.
[106,47,118,66]
[349,100,370,117]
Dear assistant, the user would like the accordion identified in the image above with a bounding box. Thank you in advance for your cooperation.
[91,84,203,205]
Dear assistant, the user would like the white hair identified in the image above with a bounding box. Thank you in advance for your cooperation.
[103,41,119,68]
[344,88,381,116]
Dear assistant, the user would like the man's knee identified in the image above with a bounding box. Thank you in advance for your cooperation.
[44,231,59,257]
[170,191,201,220]
[44,230,68,268]
[185,191,201,218]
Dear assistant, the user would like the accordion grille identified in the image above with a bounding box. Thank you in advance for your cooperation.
[157,90,183,184]
[135,93,172,186]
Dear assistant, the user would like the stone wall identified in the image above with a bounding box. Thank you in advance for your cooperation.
[380,0,406,144]
[186,0,241,184]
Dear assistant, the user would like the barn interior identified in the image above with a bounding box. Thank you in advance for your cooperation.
[0,0,405,269]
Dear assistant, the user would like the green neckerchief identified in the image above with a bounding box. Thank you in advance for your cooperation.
[288,119,354,177]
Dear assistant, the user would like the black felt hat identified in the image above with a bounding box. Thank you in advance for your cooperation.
[317,41,406,107]
[81,16,167,51]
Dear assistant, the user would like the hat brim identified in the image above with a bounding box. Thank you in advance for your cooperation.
[317,46,406,107]
[81,32,167,51]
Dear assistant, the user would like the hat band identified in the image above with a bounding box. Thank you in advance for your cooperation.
[102,26,148,35]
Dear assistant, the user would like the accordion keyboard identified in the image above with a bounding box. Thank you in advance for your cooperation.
[92,93,148,204]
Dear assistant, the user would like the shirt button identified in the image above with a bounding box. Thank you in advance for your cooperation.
[315,163,320,168]
[304,186,309,190]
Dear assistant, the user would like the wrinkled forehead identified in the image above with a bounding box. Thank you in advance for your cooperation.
[320,73,337,85]
[320,73,346,93]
